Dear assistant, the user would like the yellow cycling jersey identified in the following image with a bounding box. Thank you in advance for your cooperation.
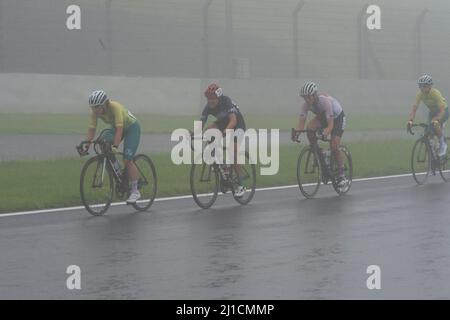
[89,100,137,129]
[415,88,447,113]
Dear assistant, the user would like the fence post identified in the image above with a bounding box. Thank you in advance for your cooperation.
[105,0,113,75]
[414,8,428,78]
[225,0,234,78]
[357,4,384,79]
[292,1,305,79]
[203,0,214,78]
[0,0,4,72]
[357,5,368,79]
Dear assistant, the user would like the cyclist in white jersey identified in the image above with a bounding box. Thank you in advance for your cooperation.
[294,81,347,187]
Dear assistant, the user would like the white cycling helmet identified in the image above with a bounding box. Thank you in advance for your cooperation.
[300,82,318,96]
[89,90,108,107]
[417,75,433,86]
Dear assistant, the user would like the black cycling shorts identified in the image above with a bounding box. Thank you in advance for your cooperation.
[319,111,346,138]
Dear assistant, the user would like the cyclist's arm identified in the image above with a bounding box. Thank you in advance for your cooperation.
[86,112,97,143]
[298,103,308,131]
[323,117,334,137]
[409,92,421,121]
[298,115,306,131]
[86,127,96,142]
[113,127,123,147]
[225,113,237,132]
[200,105,209,131]
[223,97,239,132]
[409,104,419,122]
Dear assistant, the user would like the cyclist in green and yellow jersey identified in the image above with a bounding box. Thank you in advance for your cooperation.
[84,90,142,204]
[408,75,449,156]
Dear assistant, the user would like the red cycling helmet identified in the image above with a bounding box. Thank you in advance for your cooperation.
[204,83,223,99]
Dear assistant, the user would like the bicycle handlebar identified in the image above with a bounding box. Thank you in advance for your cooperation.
[76,129,114,157]
[189,130,224,151]
[407,122,428,136]
[291,128,330,143]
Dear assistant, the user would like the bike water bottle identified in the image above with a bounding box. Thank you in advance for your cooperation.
[219,164,228,178]
[324,150,331,167]
[222,164,230,178]
[430,140,437,158]
[112,158,121,176]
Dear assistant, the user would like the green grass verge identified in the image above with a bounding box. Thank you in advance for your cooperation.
[0,139,415,214]
[0,113,406,135]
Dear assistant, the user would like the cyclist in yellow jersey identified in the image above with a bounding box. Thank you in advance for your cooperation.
[408,75,449,156]
[84,90,142,204]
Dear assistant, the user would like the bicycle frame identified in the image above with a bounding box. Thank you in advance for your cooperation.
[77,129,125,188]
[409,123,441,172]
[77,129,157,215]
[199,162,215,182]
[191,134,247,187]
[292,128,333,181]
[197,153,248,188]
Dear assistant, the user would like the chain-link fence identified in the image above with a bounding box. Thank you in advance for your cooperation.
[0,0,449,80]
[0,0,449,115]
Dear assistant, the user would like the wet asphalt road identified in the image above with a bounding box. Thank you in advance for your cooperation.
[1,175,450,299]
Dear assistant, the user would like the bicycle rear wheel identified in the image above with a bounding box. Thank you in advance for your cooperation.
[131,154,157,211]
[439,137,450,182]
[80,156,113,216]
[331,145,353,195]
[297,146,321,198]
[411,138,431,185]
[190,163,219,209]
[231,152,256,205]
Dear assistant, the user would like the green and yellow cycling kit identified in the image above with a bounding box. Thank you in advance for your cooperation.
[89,100,137,129]
[415,88,448,113]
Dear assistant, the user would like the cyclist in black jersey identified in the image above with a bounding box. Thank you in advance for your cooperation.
[200,83,247,197]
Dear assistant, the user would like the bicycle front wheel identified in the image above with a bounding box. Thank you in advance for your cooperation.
[297,147,321,198]
[80,156,114,216]
[411,138,431,185]
[131,154,157,212]
[439,137,450,182]
[190,163,219,209]
[231,152,256,205]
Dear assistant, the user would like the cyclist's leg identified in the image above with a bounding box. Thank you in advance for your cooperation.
[429,109,448,155]
[427,109,446,137]
[99,128,121,164]
[225,125,246,196]
[436,108,449,155]
[123,122,141,201]
[331,112,345,176]
[208,121,220,131]
[232,127,245,185]
[232,142,246,196]
[437,108,449,133]
[208,121,223,163]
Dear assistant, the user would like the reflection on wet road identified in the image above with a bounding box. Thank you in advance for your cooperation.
[1,175,450,299]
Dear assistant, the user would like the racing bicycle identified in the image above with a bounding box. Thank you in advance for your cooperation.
[76,129,157,215]
[189,133,256,209]
[408,122,450,184]
[292,128,353,198]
